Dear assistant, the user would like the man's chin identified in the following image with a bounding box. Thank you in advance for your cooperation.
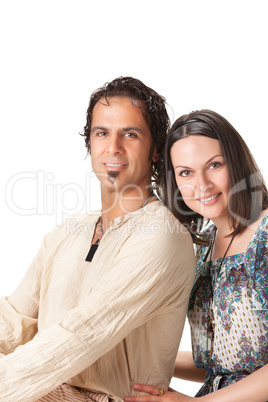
[107,171,120,184]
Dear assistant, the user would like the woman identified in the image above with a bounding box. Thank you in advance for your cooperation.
[125,110,268,401]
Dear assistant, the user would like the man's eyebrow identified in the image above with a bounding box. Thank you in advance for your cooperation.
[91,126,107,133]
[91,126,144,134]
[123,126,144,134]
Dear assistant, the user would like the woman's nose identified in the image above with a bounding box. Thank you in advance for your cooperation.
[196,172,212,193]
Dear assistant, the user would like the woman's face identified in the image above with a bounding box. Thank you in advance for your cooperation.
[170,135,230,222]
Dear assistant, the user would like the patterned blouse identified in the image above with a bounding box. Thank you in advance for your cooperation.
[188,213,268,396]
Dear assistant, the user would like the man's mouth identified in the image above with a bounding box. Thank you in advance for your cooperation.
[104,163,126,169]
[103,162,127,183]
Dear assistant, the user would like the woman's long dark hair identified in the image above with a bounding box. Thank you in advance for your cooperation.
[163,109,268,244]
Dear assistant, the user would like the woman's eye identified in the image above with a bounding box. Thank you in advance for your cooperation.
[209,162,222,169]
[179,170,192,177]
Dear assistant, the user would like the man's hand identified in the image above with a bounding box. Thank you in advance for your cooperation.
[124,383,196,402]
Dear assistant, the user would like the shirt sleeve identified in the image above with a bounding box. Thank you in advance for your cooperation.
[0,237,47,356]
[0,221,196,401]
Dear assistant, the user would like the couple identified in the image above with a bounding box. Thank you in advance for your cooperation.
[0,77,267,401]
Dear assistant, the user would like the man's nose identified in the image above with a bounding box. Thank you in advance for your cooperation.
[107,135,123,154]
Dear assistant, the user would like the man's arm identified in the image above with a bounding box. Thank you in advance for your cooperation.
[0,216,196,401]
[0,237,47,355]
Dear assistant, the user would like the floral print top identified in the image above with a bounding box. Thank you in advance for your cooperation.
[188,213,268,396]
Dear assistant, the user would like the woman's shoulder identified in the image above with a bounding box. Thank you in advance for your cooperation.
[245,209,268,257]
[260,208,268,228]
[256,208,268,242]
[251,208,268,237]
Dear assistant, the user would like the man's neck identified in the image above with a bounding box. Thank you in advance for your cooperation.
[100,187,154,231]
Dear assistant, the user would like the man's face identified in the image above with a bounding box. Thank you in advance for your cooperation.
[90,96,159,195]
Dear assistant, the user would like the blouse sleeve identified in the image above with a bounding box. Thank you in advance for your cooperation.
[251,219,268,311]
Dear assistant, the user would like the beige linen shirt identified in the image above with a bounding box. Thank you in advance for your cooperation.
[0,201,196,401]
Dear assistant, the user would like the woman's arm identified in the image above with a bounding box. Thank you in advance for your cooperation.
[174,351,206,383]
[199,364,268,402]
[125,364,268,402]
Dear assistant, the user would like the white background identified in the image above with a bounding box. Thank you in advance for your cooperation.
[0,0,267,396]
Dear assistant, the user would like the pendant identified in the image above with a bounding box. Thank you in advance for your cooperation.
[208,305,215,355]
[208,320,215,350]
[85,239,100,262]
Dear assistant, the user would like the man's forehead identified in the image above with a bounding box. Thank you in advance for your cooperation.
[93,96,144,110]
[90,96,150,136]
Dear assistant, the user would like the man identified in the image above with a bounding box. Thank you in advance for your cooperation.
[0,77,196,401]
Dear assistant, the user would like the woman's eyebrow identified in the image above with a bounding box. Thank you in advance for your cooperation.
[205,154,223,164]
[174,154,223,170]
[174,164,191,169]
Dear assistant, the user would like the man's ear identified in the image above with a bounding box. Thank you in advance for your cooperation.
[152,147,160,162]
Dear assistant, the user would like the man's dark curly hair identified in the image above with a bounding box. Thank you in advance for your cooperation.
[81,76,170,190]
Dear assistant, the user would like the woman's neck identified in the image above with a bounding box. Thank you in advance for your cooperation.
[211,216,233,239]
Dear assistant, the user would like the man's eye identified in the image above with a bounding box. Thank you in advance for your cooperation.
[124,132,138,138]
[97,132,107,137]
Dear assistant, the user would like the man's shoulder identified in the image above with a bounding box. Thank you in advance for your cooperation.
[144,200,184,225]
[129,201,191,241]
[61,212,98,231]
[44,212,97,244]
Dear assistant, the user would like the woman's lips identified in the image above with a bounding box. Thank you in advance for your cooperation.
[197,192,222,205]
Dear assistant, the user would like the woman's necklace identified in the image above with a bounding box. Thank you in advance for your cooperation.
[85,191,155,262]
[207,231,235,354]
